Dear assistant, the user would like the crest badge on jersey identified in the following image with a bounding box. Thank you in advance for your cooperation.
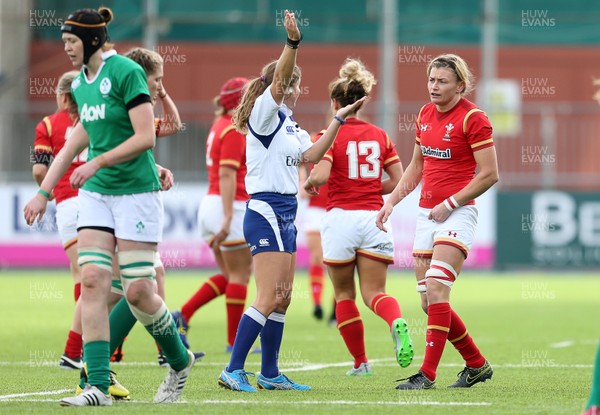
[71,77,81,91]
[443,123,454,141]
[99,77,112,97]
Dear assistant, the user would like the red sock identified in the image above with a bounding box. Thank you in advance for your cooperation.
[64,330,82,359]
[420,302,451,381]
[336,299,367,368]
[74,283,81,302]
[370,293,401,327]
[448,309,486,368]
[181,274,228,322]
[225,283,247,346]
[309,264,324,306]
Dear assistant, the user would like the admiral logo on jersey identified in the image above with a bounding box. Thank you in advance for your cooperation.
[420,145,451,159]
[80,103,106,122]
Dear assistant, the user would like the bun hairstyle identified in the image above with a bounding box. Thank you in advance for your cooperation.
[61,7,114,64]
[426,54,474,96]
[97,7,113,24]
[329,58,376,108]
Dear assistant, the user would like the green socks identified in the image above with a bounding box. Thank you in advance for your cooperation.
[109,297,137,354]
[143,306,189,371]
[83,341,110,395]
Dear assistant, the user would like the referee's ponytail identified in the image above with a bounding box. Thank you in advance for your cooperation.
[233,60,300,134]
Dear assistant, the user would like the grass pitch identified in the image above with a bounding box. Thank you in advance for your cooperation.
[0,269,597,414]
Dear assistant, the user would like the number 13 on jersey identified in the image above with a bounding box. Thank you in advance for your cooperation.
[346,140,380,179]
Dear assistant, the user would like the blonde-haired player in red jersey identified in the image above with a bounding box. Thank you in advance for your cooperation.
[305,58,414,376]
[377,54,499,390]
[33,70,86,370]
[172,77,254,353]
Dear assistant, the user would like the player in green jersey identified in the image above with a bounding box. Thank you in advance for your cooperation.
[24,7,193,406]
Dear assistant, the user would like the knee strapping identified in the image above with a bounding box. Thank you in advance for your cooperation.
[129,301,169,327]
[118,250,156,294]
[78,247,113,272]
[111,278,124,296]
[424,259,457,289]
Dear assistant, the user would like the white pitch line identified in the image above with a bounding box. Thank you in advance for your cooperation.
[0,359,592,369]
[550,341,575,348]
[0,389,71,400]
[201,399,491,406]
[0,396,491,406]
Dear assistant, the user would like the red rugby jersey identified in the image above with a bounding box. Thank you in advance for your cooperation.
[320,118,400,211]
[205,114,249,201]
[33,110,84,204]
[415,98,494,208]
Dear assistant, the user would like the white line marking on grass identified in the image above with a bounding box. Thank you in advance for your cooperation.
[0,358,592,370]
[550,341,575,348]
[201,400,491,406]
[1,397,490,406]
[0,389,71,400]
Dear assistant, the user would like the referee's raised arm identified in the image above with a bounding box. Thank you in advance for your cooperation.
[271,10,302,103]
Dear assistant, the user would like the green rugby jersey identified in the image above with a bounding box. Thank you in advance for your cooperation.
[71,50,160,195]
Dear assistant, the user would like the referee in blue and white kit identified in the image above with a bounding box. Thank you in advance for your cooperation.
[217,10,365,392]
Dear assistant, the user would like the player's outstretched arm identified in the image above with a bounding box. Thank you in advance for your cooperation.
[302,97,366,164]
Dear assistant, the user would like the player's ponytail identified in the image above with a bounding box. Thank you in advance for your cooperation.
[329,58,376,108]
[233,60,300,134]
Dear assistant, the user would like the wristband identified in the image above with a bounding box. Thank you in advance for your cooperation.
[333,116,346,125]
[443,196,460,211]
[286,32,303,49]
[38,189,50,198]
